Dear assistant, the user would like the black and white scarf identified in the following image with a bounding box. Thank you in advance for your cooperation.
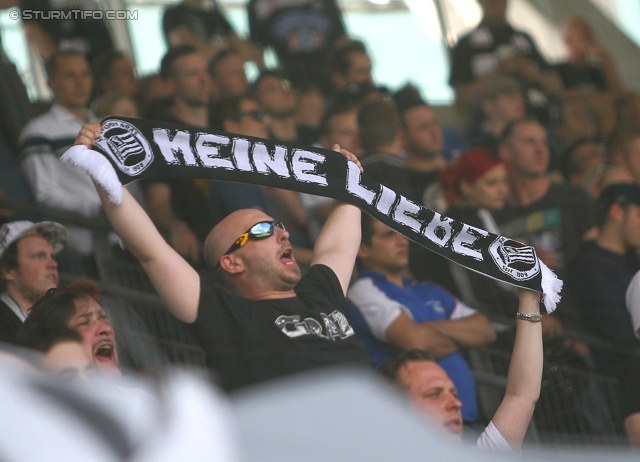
[62,117,562,312]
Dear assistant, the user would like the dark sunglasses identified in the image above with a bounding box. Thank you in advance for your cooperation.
[216,220,285,267]
[235,110,269,122]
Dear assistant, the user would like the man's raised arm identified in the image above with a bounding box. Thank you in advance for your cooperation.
[71,123,200,323]
[311,146,362,294]
[489,289,543,450]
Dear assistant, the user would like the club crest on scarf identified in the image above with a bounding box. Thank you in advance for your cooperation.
[94,119,154,176]
[489,235,540,281]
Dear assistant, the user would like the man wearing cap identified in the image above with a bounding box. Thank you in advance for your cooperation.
[0,220,67,343]
[564,182,640,378]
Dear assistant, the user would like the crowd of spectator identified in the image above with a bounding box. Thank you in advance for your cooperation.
[1,0,640,452]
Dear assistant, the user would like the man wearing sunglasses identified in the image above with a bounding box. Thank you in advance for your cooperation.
[73,122,369,391]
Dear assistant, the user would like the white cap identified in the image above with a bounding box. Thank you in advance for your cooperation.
[0,221,68,258]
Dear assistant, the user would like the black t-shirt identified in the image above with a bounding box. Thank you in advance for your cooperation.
[20,0,114,62]
[493,182,596,279]
[552,61,608,93]
[162,4,235,47]
[618,357,640,421]
[565,242,640,346]
[448,23,556,125]
[0,297,22,344]
[247,0,345,91]
[190,264,369,391]
[360,152,440,205]
[449,23,548,87]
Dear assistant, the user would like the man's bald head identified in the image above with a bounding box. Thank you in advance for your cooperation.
[203,208,273,269]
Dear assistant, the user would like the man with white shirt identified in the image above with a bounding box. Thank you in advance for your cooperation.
[379,288,543,452]
[0,220,67,343]
[18,51,100,254]
[347,215,496,423]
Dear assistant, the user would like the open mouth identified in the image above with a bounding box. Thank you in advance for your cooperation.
[93,340,116,364]
[280,248,295,264]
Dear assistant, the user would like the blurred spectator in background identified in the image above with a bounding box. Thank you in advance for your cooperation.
[318,103,362,157]
[159,45,211,128]
[449,0,562,127]
[495,118,595,340]
[358,98,402,163]
[19,51,100,254]
[208,48,249,100]
[394,84,468,163]
[0,0,36,213]
[91,50,139,100]
[468,75,525,154]
[0,0,33,155]
[357,99,408,192]
[21,0,114,64]
[252,71,298,142]
[91,92,140,119]
[560,138,606,193]
[358,97,448,211]
[327,38,386,111]
[294,84,325,146]
[607,128,640,185]
[330,38,374,93]
[396,92,448,208]
[0,220,66,344]
[348,214,496,423]
[163,0,263,67]
[553,16,639,146]
[496,118,596,278]
[247,0,346,94]
[556,17,624,96]
[137,73,172,120]
[143,46,215,267]
[564,183,640,378]
[297,102,362,243]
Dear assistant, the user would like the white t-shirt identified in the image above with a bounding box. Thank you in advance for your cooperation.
[626,270,640,339]
[476,421,514,452]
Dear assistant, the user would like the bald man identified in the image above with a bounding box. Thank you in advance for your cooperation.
[73,122,369,390]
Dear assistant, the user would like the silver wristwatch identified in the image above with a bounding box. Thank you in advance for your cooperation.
[516,313,543,322]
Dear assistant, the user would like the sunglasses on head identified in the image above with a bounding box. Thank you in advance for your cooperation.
[216,220,285,268]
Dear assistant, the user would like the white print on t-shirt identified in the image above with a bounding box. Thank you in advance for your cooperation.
[275,310,355,340]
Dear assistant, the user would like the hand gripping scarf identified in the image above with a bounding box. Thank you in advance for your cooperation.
[62,117,562,312]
